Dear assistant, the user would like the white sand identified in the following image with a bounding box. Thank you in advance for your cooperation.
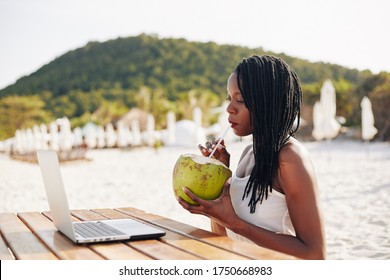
[0,139,389,259]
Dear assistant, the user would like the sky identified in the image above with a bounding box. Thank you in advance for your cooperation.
[1,0,390,90]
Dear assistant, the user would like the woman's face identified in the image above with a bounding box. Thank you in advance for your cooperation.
[226,72,253,137]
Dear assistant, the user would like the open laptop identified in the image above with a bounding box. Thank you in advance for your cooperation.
[36,150,165,244]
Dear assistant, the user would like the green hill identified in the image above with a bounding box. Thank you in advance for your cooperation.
[2,33,389,141]
[1,34,369,97]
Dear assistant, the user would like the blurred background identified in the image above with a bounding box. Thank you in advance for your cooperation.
[0,0,389,260]
[0,0,389,149]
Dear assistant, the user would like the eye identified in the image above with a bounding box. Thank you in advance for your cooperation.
[226,95,232,101]
[237,95,245,103]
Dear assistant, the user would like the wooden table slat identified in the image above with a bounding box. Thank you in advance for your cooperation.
[157,217,296,260]
[18,212,103,260]
[91,208,246,260]
[42,210,159,260]
[0,213,58,260]
[0,207,296,260]
[116,207,295,260]
[128,239,202,260]
[0,231,14,260]
[71,209,109,221]
[73,208,202,260]
[89,242,153,260]
[106,208,250,260]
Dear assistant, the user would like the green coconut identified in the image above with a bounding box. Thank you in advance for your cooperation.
[172,153,232,205]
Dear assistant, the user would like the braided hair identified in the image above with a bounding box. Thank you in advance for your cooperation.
[234,55,302,213]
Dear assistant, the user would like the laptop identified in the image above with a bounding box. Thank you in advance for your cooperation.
[36,150,166,244]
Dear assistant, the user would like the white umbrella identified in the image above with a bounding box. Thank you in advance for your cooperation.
[131,119,142,146]
[57,117,73,151]
[312,101,325,141]
[105,123,117,148]
[361,96,378,141]
[72,127,84,147]
[39,124,49,150]
[193,106,205,145]
[312,79,341,140]
[49,121,59,151]
[116,122,129,148]
[144,114,156,147]
[165,111,176,146]
[96,126,106,148]
[82,122,98,149]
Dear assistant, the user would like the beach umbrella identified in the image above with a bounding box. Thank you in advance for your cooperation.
[57,117,73,151]
[14,129,23,154]
[312,79,341,141]
[49,121,59,151]
[144,114,156,147]
[175,119,206,147]
[193,106,206,145]
[96,126,106,148]
[131,119,142,146]
[312,101,324,141]
[40,124,49,150]
[82,122,98,149]
[165,111,176,146]
[105,123,117,148]
[116,122,129,148]
[26,128,34,153]
[32,125,43,150]
[361,96,378,141]
[72,127,84,148]
[20,129,29,153]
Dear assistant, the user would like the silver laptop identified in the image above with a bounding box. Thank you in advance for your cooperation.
[36,150,165,244]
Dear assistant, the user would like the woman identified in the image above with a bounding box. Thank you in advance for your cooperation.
[178,55,326,259]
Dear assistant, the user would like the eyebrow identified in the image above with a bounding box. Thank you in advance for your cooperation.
[227,89,241,95]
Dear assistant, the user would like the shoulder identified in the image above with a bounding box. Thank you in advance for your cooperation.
[278,138,317,193]
[279,137,312,166]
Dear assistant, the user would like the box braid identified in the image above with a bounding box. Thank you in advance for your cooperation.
[234,55,302,213]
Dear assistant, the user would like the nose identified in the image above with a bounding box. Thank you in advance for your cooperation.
[226,101,235,114]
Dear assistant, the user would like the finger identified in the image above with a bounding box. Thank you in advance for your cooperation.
[211,138,226,150]
[182,187,212,209]
[217,143,226,152]
[198,144,209,156]
[177,194,207,215]
[181,187,201,204]
[177,196,197,209]
[222,177,232,196]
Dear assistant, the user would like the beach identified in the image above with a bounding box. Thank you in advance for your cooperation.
[0,139,389,260]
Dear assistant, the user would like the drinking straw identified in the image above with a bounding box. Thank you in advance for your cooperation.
[209,126,230,158]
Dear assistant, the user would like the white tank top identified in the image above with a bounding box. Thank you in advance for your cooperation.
[227,164,296,242]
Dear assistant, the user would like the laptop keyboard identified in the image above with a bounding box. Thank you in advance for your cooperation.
[74,221,126,238]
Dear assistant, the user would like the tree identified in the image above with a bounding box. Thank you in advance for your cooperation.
[369,73,390,140]
[176,89,221,126]
[0,96,51,140]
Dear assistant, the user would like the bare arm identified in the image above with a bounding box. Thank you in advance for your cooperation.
[210,220,227,236]
[179,140,326,259]
[228,141,326,259]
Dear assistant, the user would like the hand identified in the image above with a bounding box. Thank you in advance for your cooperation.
[198,138,230,167]
[177,178,238,230]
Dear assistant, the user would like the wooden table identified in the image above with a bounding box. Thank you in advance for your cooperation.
[0,207,295,260]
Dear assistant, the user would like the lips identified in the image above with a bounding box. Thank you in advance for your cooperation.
[228,119,238,128]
